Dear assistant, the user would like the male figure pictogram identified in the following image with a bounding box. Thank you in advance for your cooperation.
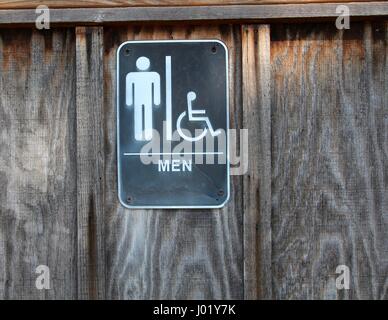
[126,56,161,141]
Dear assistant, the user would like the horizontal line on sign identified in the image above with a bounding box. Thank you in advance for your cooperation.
[123,152,224,155]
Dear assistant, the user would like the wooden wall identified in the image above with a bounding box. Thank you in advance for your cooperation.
[0,21,387,299]
[0,0,383,9]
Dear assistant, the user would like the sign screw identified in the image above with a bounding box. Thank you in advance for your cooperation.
[127,196,132,204]
[217,190,224,197]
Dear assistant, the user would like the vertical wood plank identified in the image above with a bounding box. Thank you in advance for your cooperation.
[76,26,105,299]
[0,28,77,299]
[242,24,272,299]
[103,25,243,299]
[271,22,388,299]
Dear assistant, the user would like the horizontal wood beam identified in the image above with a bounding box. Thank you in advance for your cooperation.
[0,0,383,10]
[0,2,387,25]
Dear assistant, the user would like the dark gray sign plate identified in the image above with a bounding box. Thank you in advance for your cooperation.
[117,40,229,208]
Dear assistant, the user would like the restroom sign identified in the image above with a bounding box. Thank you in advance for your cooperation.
[117,40,229,208]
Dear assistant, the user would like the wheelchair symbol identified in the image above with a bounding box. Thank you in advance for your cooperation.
[177,91,221,142]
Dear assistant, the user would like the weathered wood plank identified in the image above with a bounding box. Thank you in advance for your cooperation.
[0,0,381,9]
[103,24,243,299]
[76,26,105,299]
[271,22,388,299]
[1,3,388,25]
[242,24,272,299]
[0,28,77,299]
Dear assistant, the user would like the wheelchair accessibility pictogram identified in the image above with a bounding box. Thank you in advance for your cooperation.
[177,91,222,142]
[126,55,221,142]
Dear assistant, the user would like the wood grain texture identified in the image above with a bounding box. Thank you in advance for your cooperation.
[103,24,243,299]
[0,21,387,300]
[0,28,77,299]
[1,3,388,25]
[242,24,272,299]
[271,22,388,299]
[0,0,381,9]
[76,26,105,299]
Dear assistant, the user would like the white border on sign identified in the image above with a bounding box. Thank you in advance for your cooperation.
[116,39,230,209]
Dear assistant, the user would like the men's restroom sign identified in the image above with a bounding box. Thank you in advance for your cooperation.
[117,40,229,208]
